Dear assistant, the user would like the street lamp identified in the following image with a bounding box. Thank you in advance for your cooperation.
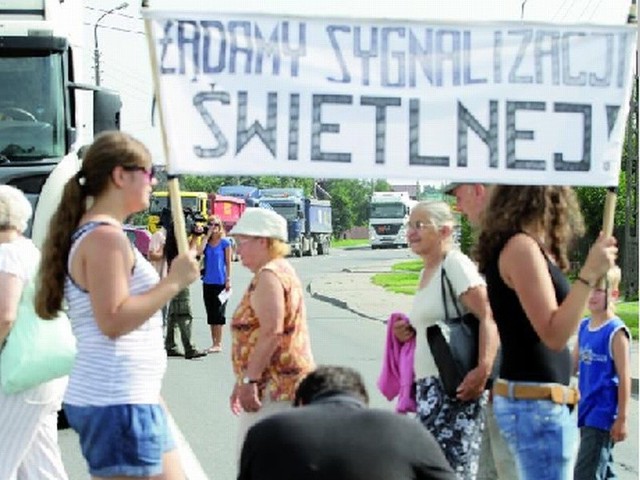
[93,2,129,86]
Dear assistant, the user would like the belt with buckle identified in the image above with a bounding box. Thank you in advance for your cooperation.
[493,380,579,406]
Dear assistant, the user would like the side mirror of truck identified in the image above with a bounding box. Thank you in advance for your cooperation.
[94,89,122,134]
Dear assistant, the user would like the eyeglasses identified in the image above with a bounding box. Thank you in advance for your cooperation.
[209,222,221,228]
[405,220,434,231]
[122,165,157,182]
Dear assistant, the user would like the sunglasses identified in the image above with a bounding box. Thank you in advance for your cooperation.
[404,220,434,231]
[122,165,157,182]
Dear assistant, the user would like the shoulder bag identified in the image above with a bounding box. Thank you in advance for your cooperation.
[426,265,479,398]
[0,277,76,394]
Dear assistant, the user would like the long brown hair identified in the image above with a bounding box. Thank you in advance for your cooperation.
[35,131,151,319]
[474,186,584,273]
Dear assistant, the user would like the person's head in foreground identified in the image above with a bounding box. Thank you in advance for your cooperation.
[293,365,369,407]
[229,208,290,272]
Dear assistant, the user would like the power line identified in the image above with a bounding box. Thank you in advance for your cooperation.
[84,5,143,21]
[551,0,572,21]
[83,21,145,36]
[577,0,597,21]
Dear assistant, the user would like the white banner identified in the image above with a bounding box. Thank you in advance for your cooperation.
[144,10,636,186]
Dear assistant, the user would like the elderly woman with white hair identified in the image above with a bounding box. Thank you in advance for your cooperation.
[392,201,499,479]
[228,208,315,455]
[0,185,69,479]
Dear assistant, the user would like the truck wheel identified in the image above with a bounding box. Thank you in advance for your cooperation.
[295,248,302,258]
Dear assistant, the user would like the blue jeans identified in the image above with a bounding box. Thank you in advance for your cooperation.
[574,427,617,479]
[493,395,578,480]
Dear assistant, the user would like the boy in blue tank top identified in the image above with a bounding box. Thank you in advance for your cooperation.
[573,266,630,479]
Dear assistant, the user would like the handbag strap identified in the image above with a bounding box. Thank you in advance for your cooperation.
[440,262,463,321]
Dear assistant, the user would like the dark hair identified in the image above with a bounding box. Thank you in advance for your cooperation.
[35,131,151,319]
[294,366,369,406]
[474,185,584,272]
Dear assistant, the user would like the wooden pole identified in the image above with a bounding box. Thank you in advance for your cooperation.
[141,0,189,254]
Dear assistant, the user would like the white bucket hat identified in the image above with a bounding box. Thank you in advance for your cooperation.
[230,208,287,242]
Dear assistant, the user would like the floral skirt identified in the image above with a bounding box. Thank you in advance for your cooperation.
[415,376,487,480]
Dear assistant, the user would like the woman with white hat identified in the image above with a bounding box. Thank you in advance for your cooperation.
[228,208,315,455]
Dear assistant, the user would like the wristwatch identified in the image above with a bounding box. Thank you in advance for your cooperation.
[241,376,258,385]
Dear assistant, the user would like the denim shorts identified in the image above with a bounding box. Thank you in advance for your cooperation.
[64,403,176,477]
[493,395,577,480]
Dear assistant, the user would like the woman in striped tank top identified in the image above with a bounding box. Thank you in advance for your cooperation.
[35,132,200,479]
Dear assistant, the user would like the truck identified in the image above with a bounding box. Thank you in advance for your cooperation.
[0,0,121,247]
[368,191,415,249]
[148,190,246,233]
[217,185,261,206]
[257,188,332,257]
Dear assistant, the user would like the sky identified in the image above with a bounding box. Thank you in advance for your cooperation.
[83,0,636,185]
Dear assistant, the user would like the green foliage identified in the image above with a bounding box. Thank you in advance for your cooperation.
[127,211,148,226]
[321,179,373,236]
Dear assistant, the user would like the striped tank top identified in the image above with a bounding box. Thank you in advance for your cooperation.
[63,222,166,406]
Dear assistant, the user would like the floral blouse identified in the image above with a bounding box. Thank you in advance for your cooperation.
[231,258,315,402]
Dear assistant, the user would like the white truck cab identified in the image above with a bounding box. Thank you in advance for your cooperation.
[368,191,416,249]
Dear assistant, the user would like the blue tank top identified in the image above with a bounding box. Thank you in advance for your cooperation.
[484,233,571,384]
[202,237,231,285]
[577,316,629,429]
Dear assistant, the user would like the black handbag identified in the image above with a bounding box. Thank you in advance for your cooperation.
[426,266,479,398]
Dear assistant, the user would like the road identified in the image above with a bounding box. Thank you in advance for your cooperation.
[59,247,638,479]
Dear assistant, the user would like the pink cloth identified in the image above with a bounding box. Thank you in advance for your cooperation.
[377,312,416,413]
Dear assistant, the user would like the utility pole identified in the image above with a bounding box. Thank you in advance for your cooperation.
[93,2,129,86]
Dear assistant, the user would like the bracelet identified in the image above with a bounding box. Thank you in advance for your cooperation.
[576,276,594,288]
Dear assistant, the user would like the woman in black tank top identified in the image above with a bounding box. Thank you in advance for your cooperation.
[474,186,617,480]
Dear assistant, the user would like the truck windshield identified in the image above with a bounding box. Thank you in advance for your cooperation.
[265,203,297,220]
[370,203,406,219]
[0,53,65,161]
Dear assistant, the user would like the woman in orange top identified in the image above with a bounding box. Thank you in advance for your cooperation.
[228,208,315,454]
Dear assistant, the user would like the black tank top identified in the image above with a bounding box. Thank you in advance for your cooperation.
[484,233,571,384]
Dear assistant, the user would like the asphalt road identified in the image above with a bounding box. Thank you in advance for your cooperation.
[58,246,639,479]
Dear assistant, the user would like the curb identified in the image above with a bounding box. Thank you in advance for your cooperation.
[308,282,639,396]
[306,283,383,323]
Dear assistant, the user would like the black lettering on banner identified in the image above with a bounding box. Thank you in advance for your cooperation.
[281,21,306,77]
[354,27,378,86]
[553,103,591,171]
[457,101,498,168]
[408,29,434,87]
[605,105,621,137]
[254,23,281,75]
[228,21,253,74]
[159,21,176,74]
[311,94,352,162]
[508,29,534,84]
[561,32,586,86]
[178,21,200,78]
[409,99,449,166]
[505,101,545,170]
[493,30,502,84]
[463,31,487,85]
[381,27,406,87]
[202,21,226,74]
[361,96,402,164]
[326,25,351,83]
[589,33,613,87]
[288,94,300,160]
[534,30,561,85]
[236,91,277,156]
[193,89,229,158]
[436,30,461,86]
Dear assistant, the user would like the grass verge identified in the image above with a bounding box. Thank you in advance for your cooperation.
[332,238,369,248]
